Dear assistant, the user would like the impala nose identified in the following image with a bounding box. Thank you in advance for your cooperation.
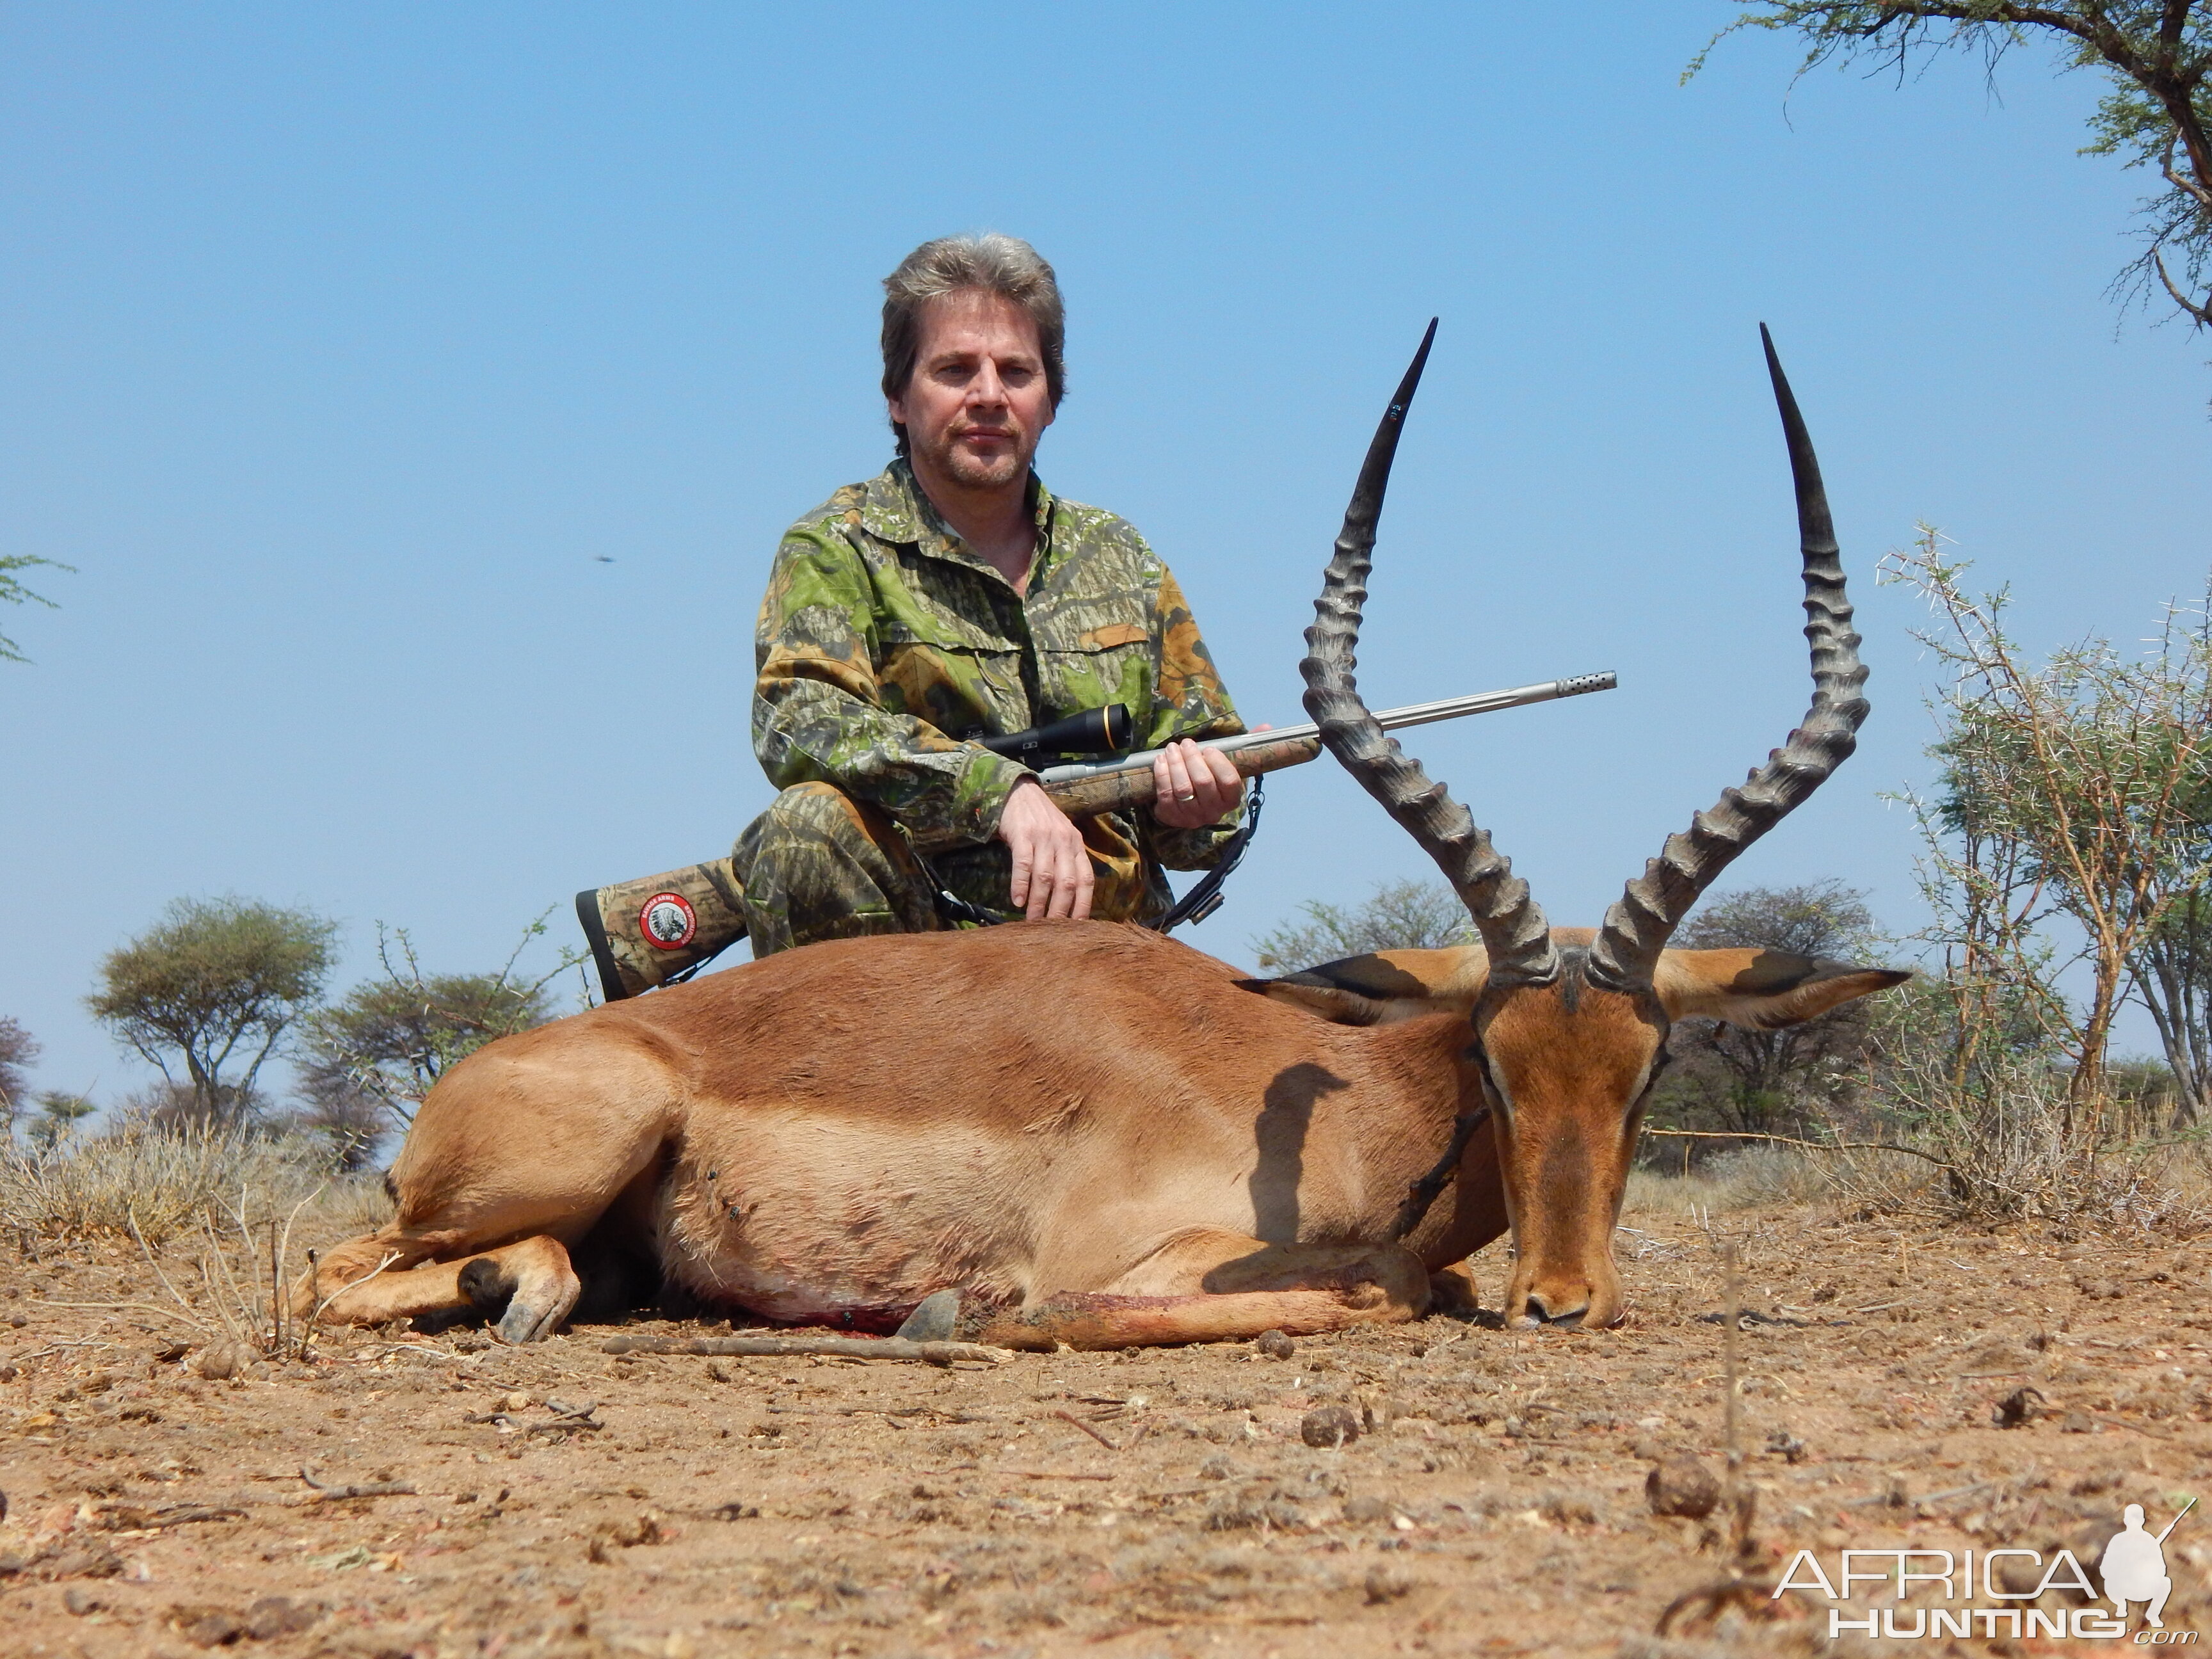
[1521,1290,1589,1329]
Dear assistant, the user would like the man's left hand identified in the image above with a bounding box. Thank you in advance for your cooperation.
[1151,737,1245,830]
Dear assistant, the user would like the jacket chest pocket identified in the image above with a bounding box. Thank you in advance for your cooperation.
[876,627,1029,738]
[1037,620,1151,723]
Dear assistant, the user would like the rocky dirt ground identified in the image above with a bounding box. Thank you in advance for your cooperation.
[1,1204,2208,1659]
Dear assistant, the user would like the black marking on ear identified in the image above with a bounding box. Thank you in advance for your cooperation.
[1302,954,1432,1000]
[1240,975,1389,1025]
[1727,950,1835,995]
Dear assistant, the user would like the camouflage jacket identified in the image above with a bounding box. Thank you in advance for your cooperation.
[753,460,1244,920]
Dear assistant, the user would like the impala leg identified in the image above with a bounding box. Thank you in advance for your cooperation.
[983,1229,1431,1350]
[307,1235,582,1343]
[293,1034,678,1342]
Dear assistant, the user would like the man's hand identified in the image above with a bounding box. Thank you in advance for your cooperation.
[998,778,1095,920]
[1151,736,1247,830]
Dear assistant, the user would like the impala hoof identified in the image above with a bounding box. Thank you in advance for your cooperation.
[895,1290,961,1343]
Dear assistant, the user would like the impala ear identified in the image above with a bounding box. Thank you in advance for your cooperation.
[1656,949,1910,1030]
[1240,976,1393,1025]
[1237,947,1489,1027]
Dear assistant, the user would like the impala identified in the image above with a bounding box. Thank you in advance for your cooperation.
[300,325,1903,1345]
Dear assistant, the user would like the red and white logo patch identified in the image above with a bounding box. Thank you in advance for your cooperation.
[638,892,698,951]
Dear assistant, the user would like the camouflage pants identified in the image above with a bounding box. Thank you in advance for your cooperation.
[729,783,1152,959]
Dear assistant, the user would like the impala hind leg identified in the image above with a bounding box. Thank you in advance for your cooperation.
[293,1030,679,1340]
[310,1237,582,1344]
[982,1230,1431,1350]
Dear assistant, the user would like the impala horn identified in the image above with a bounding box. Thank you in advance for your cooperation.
[1587,325,1870,993]
[1300,320,1560,988]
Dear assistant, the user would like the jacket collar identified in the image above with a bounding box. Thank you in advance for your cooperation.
[860,459,1057,577]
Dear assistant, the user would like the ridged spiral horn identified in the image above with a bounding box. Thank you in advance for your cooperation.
[1300,321,1560,988]
[1587,325,1869,993]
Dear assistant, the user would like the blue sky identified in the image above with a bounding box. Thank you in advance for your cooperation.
[4,4,2204,1106]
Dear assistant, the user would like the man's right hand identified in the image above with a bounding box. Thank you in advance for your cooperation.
[997,778,1094,921]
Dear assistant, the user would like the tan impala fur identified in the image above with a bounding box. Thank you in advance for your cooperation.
[300,922,1895,1345]
[300,324,1900,1343]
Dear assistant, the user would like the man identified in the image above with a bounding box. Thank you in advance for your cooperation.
[577,234,1249,999]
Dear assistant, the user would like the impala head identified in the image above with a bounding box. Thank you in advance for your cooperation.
[1294,322,1902,1330]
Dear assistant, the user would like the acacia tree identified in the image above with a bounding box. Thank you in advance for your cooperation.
[1250,879,1473,970]
[1695,3,2212,332]
[0,554,69,663]
[1660,881,1887,1138]
[297,918,566,1129]
[2130,888,2212,1121]
[0,1017,36,1139]
[87,897,339,1126]
[28,1091,96,1148]
[1884,527,2212,1128]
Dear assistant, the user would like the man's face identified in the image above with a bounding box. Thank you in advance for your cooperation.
[889,288,1055,493]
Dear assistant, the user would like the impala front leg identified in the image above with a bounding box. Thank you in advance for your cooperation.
[982,1228,1431,1350]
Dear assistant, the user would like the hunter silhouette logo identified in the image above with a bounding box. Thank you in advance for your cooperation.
[2104,1498,2195,1630]
[1776,1495,2200,1641]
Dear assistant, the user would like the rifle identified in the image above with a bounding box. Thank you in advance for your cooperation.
[913,671,1615,853]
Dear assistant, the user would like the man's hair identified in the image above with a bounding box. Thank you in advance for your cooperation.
[881,234,1066,455]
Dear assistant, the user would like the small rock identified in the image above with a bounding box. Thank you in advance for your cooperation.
[1363,1566,1415,1604]
[39,1543,122,1581]
[1204,1490,1306,1531]
[1359,1395,1403,1433]
[151,1340,190,1365]
[2061,1411,2098,1434]
[170,1603,245,1648]
[1197,1455,1244,1481]
[61,1585,101,1616]
[0,1555,22,1579]
[1645,1455,1722,1519]
[503,1391,533,1412]
[1992,1386,2044,1429]
[1254,1329,1295,1360]
[588,1509,670,1560]
[243,1596,322,1639]
[1765,1428,1809,1463]
[706,1359,732,1382]
[1300,1404,1361,1448]
[188,1343,246,1382]
[1342,1493,1402,1523]
[1540,1491,1600,1526]
[0,1486,7,1523]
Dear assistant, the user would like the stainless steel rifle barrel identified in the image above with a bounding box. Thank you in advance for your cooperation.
[1032,671,1617,784]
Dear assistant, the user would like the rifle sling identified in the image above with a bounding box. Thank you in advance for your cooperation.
[1388,1102,1493,1243]
[1153,774,1265,934]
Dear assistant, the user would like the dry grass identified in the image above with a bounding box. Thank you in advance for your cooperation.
[1624,1146,1870,1215]
[0,1125,391,1254]
[1626,1114,2212,1240]
[1,1126,397,1366]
